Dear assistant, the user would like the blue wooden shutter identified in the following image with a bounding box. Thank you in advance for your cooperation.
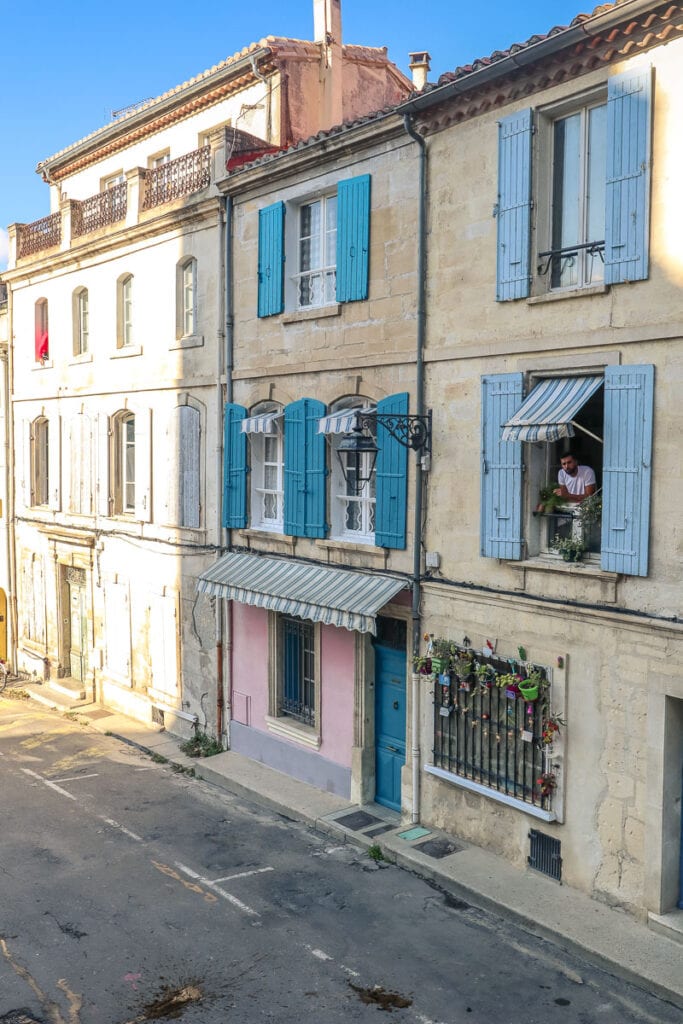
[336,174,371,303]
[222,403,247,528]
[605,69,652,285]
[284,398,327,538]
[257,201,285,317]
[375,392,409,549]
[481,374,524,559]
[601,365,653,576]
[496,109,533,301]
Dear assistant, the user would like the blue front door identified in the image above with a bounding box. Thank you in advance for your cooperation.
[373,617,407,811]
[679,761,683,910]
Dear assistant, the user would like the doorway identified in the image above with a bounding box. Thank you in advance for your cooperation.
[64,567,87,682]
[373,617,407,812]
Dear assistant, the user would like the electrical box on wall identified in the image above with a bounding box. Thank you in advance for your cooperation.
[425,551,441,570]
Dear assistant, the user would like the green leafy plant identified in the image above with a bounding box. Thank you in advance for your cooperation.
[535,484,564,515]
[578,490,602,528]
[180,732,223,758]
[551,534,586,562]
[367,843,384,862]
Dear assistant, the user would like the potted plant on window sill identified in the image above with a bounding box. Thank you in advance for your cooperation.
[551,534,586,563]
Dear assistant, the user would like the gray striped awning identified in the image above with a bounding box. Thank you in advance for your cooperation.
[196,552,406,634]
[318,406,375,434]
[241,411,282,434]
[501,375,603,442]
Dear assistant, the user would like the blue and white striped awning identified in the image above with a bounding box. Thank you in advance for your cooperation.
[318,406,375,435]
[241,411,282,434]
[196,552,406,634]
[501,376,603,442]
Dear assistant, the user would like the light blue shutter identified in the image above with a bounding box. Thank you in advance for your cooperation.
[601,365,653,576]
[375,392,408,549]
[284,398,327,538]
[496,109,533,301]
[481,374,524,559]
[222,403,247,528]
[605,69,652,285]
[257,201,285,317]
[336,174,371,303]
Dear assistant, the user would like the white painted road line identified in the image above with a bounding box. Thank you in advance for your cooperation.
[21,768,77,801]
[307,947,333,962]
[211,867,274,883]
[52,773,100,783]
[98,816,144,843]
[175,861,260,918]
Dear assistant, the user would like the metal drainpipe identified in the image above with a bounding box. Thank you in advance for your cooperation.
[220,193,235,748]
[249,56,272,142]
[4,288,17,670]
[403,113,427,824]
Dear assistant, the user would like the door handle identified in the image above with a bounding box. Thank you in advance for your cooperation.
[387,745,398,753]
[393,701,399,710]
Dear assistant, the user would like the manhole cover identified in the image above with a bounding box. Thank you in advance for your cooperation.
[0,1011,44,1024]
[335,811,382,831]
[364,824,395,838]
[80,709,112,720]
[414,837,461,859]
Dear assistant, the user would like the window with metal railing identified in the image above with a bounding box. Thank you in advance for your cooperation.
[280,617,315,725]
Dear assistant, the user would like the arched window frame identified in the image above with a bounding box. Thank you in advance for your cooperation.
[30,416,50,506]
[176,257,197,340]
[72,287,89,356]
[329,395,376,544]
[34,298,49,363]
[248,401,284,532]
[112,410,136,515]
[117,274,134,348]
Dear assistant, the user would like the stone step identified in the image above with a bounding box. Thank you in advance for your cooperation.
[24,681,90,710]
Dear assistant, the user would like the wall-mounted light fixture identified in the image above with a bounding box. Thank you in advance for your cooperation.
[336,409,432,493]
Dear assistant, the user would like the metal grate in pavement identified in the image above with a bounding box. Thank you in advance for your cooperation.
[397,826,431,841]
[364,824,396,838]
[80,709,112,720]
[335,810,383,831]
[414,837,462,859]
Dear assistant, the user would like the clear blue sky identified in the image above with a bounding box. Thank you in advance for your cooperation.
[1,0,588,268]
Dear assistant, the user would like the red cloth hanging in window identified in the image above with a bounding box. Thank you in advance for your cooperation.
[35,325,48,361]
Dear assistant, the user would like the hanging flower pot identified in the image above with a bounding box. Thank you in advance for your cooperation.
[431,656,445,675]
[518,680,539,701]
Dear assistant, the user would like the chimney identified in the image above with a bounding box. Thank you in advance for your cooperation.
[314,0,343,130]
[408,51,431,91]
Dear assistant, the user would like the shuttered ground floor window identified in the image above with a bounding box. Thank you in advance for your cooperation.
[280,616,315,726]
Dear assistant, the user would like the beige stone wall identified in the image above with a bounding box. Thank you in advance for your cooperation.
[414,41,683,918]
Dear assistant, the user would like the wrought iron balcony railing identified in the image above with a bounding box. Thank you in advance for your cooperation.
[72,183,127,237]
[142,146,211,210]
[17,213,61,258]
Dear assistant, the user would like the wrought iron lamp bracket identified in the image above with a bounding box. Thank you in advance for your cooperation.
[355,410,432,454]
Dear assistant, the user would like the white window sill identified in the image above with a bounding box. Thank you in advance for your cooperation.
[509,555,615,580]
[282,304,341,325]
[527,283,608,305]
[112,344,143,358]
[32,360,53,370]
[170,334,204,350]
[424,764,556,822]
[319,538,385,556]
[250,521,285,534]
[69,352,92,364]
[265,714,320,750]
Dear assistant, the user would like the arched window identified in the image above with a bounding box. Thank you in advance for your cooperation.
[117,274,133,347]
[34,299,49,362]
[245,402,283,531]
[328,396,376,543]
[72,287,89,356]
[30,417,49,506]
[113,411,135,514]
[176,258,197,339]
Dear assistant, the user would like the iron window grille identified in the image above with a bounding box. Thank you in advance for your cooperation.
[280,616,315,726]
[432,649,554,811]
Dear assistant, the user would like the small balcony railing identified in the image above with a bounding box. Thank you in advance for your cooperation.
[142,146,211,210]
[72,183,127,237]
[17,213,61,258]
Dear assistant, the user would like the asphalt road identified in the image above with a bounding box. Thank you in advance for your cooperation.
[0,696,680,1024]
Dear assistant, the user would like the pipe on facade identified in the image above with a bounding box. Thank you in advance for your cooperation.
[222,194,235,747]
[249,56,273,143]
[3,288,18,670]
[403,113,427,824]
[214,195,228,742]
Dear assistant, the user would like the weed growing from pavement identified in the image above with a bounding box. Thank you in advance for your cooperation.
[7,688,29,700]
[368,843,384,862]
[179,733,223,758]
[151,752,169,764]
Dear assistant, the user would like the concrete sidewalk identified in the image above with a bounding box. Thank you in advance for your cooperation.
[24,686,683,1009]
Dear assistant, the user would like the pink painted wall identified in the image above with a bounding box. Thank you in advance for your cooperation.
[318,624,355,766]
[229,604,355,768]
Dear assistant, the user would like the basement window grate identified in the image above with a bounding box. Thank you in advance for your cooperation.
[528,828,562,881]
[151,706,165,727]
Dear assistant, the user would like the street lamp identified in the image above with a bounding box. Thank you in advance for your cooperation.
[336,409,432,493]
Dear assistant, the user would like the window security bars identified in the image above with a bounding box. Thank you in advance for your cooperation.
[17,213,61,258]
[142,146,211,210]
[432,651,553,811]
[72,184,127,237]
[281,617,315,725]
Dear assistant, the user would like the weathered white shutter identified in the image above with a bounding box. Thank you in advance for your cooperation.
[48,415,61,511]
[135,408,152,522]
[33,556,46,646]
[104,581,131,680]
[164,409,179,525]
[178,405,200,528]
[18,418,31,510]
[96,413,111,517]
[149,592,179,697]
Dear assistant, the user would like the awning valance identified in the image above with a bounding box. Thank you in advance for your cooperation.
[196,553,406,635]
[317,407,375,435]
[241,411,282,435]
[501,375,603,442]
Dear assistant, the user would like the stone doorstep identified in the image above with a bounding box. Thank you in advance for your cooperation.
[23,682,90,710]
[648,910,683,946]
[49,677,87,701]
